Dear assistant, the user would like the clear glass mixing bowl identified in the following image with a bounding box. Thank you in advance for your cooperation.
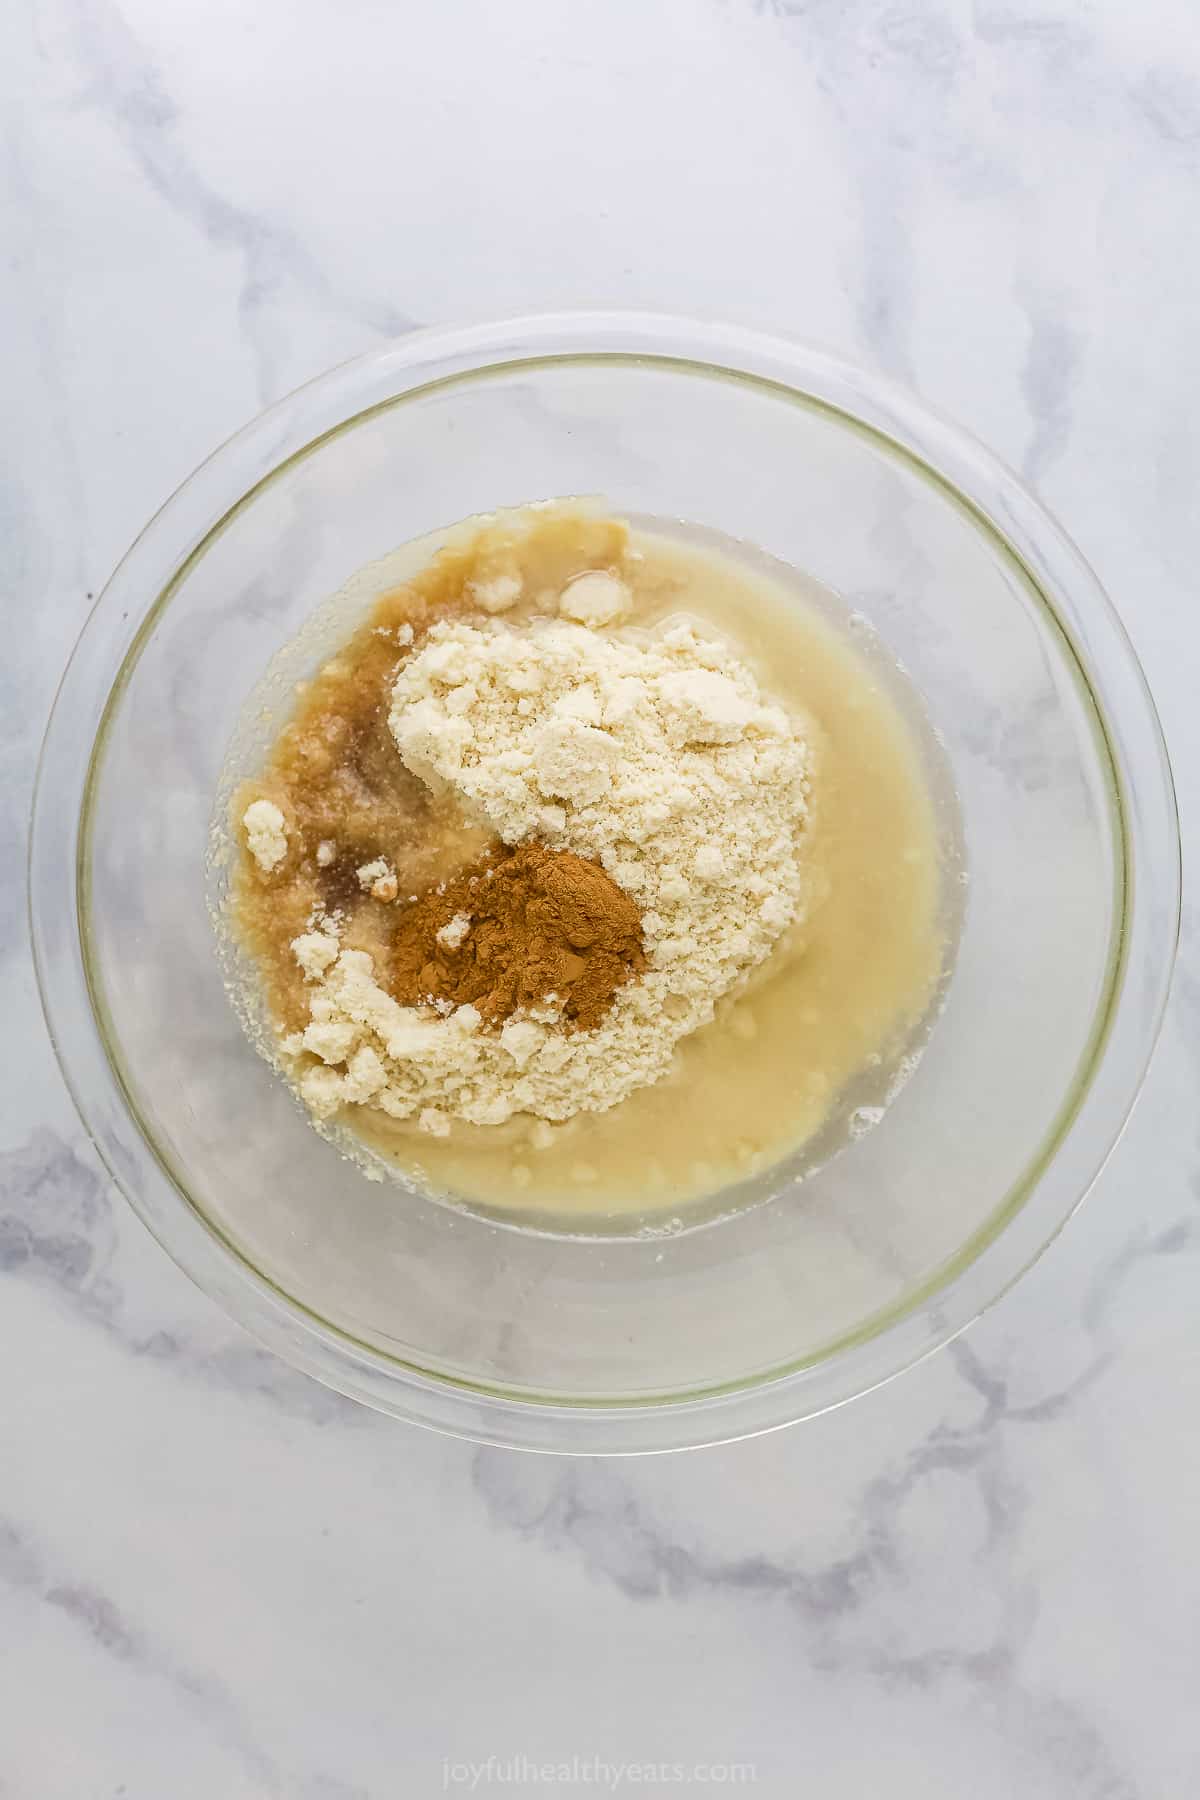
[30,315,1179,1452]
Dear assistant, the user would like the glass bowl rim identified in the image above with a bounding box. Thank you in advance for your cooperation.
[29,311,1181,1453]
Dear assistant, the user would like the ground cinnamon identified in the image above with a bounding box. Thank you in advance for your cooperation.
[389,841,646,1030]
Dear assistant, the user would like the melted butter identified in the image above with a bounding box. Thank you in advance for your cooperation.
[352,523,956,1226]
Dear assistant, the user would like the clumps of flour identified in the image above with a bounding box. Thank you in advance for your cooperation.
[242,799,288,872]
[287,615,812,1130]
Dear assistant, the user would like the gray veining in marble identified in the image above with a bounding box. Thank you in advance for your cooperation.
[3,0,1199,1793]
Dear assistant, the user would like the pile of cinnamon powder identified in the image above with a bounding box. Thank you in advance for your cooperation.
[390,843,645,1030]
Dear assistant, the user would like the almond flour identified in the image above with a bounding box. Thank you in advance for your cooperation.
[242,798,288,872]
[287,615,812,1130]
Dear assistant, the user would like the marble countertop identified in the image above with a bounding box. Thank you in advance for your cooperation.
[4,1,1198,1793]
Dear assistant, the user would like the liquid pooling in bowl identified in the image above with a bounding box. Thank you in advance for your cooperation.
[214,506,964,1237]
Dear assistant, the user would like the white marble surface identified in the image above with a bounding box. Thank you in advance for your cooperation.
[3,0,1198,1792]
